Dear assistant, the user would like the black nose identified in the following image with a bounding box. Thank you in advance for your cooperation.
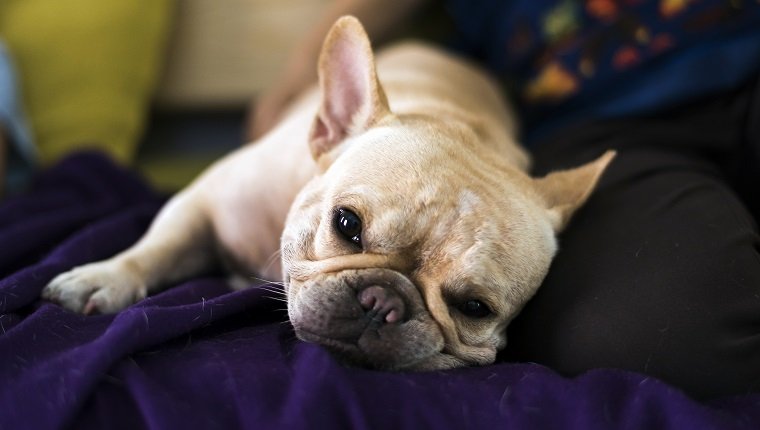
[358,286,406,324]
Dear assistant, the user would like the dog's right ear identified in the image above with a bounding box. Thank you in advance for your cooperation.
[308,16,392,162]
[533,150,616,232]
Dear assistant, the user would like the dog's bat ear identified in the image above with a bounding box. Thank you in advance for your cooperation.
[533,150,616,232]
[308,15,392,162]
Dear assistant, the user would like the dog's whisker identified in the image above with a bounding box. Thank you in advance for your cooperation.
[255,283,283,291]
[257,286,286,296]
[262,250,282,277]
[247,274,286,287]
[263,295,288,303]
[247,280,287,293]
[260,289,286,297]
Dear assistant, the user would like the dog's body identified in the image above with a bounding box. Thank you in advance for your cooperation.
[44,17,613,370]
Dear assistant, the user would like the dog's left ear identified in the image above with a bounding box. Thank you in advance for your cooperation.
[533,150,616,231]
[309,16,392,161]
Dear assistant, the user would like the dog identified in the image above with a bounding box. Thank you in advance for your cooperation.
[42,16,614,371]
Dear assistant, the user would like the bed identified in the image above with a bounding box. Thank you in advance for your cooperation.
[1,152,759,429]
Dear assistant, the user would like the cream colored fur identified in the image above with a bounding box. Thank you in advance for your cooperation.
[43,17,614,370]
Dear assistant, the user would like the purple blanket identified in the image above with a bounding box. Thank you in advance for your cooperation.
[2,152,759,430]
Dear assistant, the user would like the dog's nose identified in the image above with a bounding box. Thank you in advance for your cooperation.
[358,286,406,324]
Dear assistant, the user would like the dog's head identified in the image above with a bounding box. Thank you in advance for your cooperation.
[281,16,614,370]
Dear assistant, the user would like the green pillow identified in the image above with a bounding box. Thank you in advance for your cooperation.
[0,0,174,166]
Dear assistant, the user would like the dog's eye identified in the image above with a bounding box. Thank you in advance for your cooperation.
[458,300,492,318]
[335,208,362,247]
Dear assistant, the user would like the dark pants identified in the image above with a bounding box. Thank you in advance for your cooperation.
[503,75,760,400]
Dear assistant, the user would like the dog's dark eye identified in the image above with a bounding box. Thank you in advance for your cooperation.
[335,208,362,247]
[458,300,492,318]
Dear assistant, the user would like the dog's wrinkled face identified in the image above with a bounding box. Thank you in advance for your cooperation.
[280,16,613,370]
[283,119,561,370]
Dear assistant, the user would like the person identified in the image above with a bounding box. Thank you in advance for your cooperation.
[0,40,35,197]
[248,0,760,399]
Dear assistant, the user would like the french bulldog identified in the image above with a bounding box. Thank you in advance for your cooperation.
[42,16,614,370]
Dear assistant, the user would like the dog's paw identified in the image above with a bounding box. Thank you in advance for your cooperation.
[42,261,146,314]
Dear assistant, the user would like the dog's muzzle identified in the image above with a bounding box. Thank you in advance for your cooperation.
[288,268,444,370]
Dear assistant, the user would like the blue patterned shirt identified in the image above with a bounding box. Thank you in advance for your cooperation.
[445,0,760,143]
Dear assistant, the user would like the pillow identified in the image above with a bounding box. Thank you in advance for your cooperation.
[0,0,174,166]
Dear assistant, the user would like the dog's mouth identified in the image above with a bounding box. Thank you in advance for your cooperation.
[295,326,432,370]
[287,268,446,370]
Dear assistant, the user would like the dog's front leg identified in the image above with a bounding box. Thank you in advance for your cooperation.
[43,190,215,314]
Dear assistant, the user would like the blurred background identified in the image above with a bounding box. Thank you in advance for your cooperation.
[143,0,332,190]
[3,1,759,195]
[1,0,327,191]
[0,0,447,192]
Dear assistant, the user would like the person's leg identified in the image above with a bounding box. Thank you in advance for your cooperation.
[734,74,760,221]
[504,88,760,400]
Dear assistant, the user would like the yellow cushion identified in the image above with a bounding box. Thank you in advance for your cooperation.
[0,0,174,165]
